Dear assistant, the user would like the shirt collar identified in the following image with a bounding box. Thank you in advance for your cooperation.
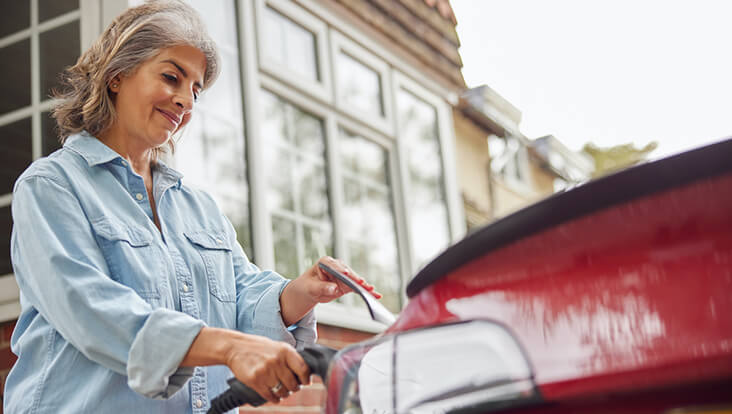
[64,131,122,167]
[65,131,184,189]
[154,159,184,190]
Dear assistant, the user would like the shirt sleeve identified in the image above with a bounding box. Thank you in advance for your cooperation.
[223,216,317,349]
[11,175,204,399]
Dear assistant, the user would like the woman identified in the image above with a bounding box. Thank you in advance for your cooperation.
[3,1,379,413]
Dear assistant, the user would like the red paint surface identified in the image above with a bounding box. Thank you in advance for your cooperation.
[392,173,732,403]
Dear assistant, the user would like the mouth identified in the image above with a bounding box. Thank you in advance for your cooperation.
[156,108,180,129]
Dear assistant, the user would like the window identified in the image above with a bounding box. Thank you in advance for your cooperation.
[260,90,332,277]
[397,88,451,269]
[255,0,331,103]
[489,135,532,191]
[337,52,383,118]
[0,0,82,279]
[338,127,401,312]
[262,6,318,82]
[330,30,394,135]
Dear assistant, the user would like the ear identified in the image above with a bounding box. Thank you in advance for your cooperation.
[108,75,122,93]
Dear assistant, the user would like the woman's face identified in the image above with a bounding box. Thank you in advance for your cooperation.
[110,45,206,150]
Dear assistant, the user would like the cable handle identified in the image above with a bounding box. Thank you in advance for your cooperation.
[207,344,337,414]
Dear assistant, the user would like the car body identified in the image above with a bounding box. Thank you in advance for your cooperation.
[323,138,732,414]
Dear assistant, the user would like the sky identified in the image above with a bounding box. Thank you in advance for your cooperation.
[450,0,731,158]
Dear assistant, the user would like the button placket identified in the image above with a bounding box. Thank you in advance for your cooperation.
[191,367,208,413]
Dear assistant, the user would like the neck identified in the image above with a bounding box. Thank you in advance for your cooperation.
[97,125,155,178]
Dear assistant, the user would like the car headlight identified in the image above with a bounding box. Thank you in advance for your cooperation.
[324,320,542,414]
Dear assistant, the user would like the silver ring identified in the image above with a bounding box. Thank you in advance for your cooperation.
[270,383,283,394]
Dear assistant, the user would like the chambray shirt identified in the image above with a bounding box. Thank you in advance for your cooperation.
[4,132,316,413]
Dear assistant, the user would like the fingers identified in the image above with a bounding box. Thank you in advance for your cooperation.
[228,336,310,404]
[274,359,302,394]
[316,256,384,299]
[285,345,312,385]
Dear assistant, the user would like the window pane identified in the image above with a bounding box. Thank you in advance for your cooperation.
[219,193,253,259]
[0,39,31,113]
[187,0,237,47]
[264,147,294,211]
[303,224,332,269]
[339,129,400,311]
[337,52,383,117]
[339,128,387,182]
[0,1,29,38]
[40,21,80,101]
[42,111,61,156]
[297,159,328,220]
[0,206,12,275]
[38,0,78,22]
[398,90,449,268]
[261,7,318,82]
[272,216,298,278]
[293,107,324,155]
[0,117,32,194]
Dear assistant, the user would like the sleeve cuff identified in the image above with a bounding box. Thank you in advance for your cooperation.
[248,280,317,348]
[127,309,205,399]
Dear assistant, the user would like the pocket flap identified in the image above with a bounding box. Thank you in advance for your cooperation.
[184,230,231,251]
[90,217,153,247]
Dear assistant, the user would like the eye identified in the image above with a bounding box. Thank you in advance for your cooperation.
[193,91,200,102]
[162,73,177,83]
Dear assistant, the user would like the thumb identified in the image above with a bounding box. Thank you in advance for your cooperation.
[320,282,338,297]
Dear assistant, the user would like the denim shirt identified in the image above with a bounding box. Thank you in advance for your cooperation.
[4,132,316,413]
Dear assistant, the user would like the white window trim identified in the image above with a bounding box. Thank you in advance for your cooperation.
[329,29,395,136]
[254,0,332,105]
[392,70,465,275]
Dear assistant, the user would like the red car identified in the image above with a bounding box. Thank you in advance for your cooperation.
[210,138,732,414]
[323,137,732,414]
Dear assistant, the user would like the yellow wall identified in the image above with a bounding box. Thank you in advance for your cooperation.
[452,109,492,227]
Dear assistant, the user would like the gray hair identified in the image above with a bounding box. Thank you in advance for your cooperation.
[52,0,221,156]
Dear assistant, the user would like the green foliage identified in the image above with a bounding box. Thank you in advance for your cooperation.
[582,141,658,178]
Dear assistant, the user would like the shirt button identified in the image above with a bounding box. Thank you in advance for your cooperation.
[135,193,144,200]
[182,283,189,292]
[195,399,203,408]
[216,238,223,244]
[121,160,127,167]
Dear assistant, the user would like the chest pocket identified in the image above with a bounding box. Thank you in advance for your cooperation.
[184,230,236,302]
[89,216,161,303]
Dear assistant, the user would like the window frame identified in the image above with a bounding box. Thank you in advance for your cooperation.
[254,0,332,104]
[392,70,464,274]
[256,73,336,272]
[331,114,405,311]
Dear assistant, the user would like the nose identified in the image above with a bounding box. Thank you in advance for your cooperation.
[174,92,194,112]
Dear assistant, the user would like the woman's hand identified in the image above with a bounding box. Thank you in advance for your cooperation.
[280,257,381,326]
[182,327,310,403]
